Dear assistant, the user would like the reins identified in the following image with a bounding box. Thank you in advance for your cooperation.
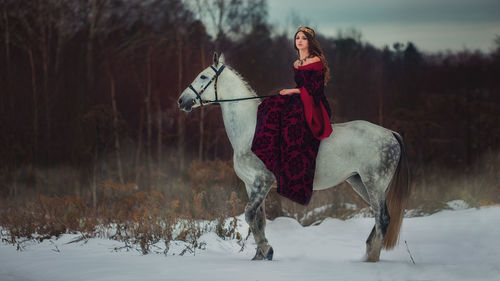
[188,64,278,106]
[209,94,278,103]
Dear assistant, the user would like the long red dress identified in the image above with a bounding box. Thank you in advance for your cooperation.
[251,60,332,205]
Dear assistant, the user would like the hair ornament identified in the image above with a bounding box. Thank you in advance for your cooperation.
[297,26,315,37]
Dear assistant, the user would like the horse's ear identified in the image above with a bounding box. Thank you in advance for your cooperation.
[213,52,218,67]
[219,53,225,64]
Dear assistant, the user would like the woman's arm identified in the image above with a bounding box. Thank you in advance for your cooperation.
[280,58,321,95]
[279,88,300,95]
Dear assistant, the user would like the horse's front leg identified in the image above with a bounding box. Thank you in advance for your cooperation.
[245,179,274,261]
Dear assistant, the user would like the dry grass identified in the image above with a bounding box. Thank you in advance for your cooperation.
[1,154,499,252]
[0,160,246,253]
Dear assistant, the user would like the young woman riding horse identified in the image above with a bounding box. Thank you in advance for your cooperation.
[178,26,410,262]
[251,26,332,205]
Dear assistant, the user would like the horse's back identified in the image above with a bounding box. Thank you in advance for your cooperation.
[313,120,399,190]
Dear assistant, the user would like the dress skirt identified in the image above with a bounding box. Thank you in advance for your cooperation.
[251,94,320,205]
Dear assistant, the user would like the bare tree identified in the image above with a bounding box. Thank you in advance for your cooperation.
[106,62,124,185]
[146,46,153,181]
[371,61,384,126]
[85,0,106,105]
[3,1,80,196]
[146,38,169,186]
[155,89,163,178]
[28,47,40,193]
[4,1,45,191]
[1,3,10,70]
[193,0,266,51]
[1,1,12,133]
[198,43,207,161]
[84,0,140,193]
[134,106,144,185]
[176,29,186,171]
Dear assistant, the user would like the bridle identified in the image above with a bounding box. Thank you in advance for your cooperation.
[187,64,277,106]
[188,64,225,106]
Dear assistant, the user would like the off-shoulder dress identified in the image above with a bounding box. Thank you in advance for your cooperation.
[251,60,332,205]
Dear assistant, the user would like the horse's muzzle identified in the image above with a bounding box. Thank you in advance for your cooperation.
[178,97,195,112]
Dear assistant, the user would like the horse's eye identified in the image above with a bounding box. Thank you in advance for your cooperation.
[200,75,207,79]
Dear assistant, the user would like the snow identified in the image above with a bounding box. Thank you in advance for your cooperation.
[446,199,470,210]
[1,206,500,281]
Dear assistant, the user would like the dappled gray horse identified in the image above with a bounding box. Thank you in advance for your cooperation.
[178,53,410,262]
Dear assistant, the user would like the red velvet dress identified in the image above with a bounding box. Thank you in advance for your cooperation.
[251,60,332,205]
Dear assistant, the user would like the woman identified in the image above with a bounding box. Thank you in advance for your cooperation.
[251,26,333,205]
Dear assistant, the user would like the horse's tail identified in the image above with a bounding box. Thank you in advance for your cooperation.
[383,132,411,250]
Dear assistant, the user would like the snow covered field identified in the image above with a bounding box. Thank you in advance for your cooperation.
[1,205,499,281]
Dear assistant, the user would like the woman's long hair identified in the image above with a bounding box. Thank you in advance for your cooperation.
[294,27,331,86]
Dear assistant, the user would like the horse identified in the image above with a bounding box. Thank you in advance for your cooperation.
[178,52,410,262]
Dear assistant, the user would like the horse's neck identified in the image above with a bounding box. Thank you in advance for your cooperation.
[218,70,260,154]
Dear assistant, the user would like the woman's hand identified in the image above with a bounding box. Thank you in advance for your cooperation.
[279,89,299,95]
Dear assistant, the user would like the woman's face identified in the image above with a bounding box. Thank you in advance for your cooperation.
[295,31,309,51]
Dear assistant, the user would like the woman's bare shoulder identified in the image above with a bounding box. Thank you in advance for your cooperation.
[309,56,321,63]
[293,56,321,68]
[300,56,321,67]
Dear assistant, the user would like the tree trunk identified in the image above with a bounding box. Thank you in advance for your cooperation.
[177,32,186,171]
[86,0,99,105]
[2,8,10,114]
[2,8,10,69]
[84,0,99,204]
[199,107,205,161]
[107,64,124,185]
[198,41,206,161]
[38,9,52,190]
[373,64,383,126]
[41,13,50,167]
[155,89,162,180]
[12,169,20,198]
[134,106,144,185]
[378,87,383,126]
[92,148,98,209]
[146,46,153,185]
[28,48,40,193]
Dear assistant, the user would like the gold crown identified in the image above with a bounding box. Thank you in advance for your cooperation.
[298,26,315,37]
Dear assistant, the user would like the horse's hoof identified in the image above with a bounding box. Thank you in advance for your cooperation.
[252,250,265,260]
[266,246,274,260]
[251,246,273,261]
[364,254,380,262]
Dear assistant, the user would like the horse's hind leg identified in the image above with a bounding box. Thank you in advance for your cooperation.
[347,174,388,262]
[359,175,391,262]
[244,180,274,261]
[364,200,390,262]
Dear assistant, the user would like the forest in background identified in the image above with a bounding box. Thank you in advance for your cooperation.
[1,0,499,248]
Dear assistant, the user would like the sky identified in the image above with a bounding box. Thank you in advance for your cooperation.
[267,0,500,53]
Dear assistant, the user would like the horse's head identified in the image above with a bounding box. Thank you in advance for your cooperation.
[178,52,226,112]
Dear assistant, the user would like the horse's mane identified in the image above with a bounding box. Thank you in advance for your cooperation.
[225,65,259,99]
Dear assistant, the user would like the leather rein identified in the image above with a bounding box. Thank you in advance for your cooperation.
[188,64,277,106]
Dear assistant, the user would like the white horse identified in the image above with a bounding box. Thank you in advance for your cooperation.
[178,53,410,262]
